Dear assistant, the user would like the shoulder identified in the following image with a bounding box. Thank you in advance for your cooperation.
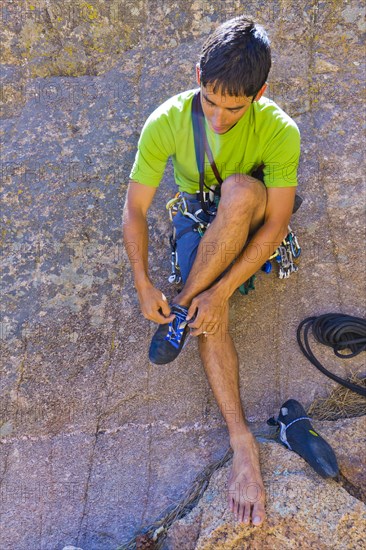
[145,88,198,125]
[253,97,300,136]
[137,89,198,154]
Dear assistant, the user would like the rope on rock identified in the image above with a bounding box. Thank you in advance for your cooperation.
[297,313,366,397]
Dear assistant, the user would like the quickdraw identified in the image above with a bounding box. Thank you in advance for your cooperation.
[266,225,302,279]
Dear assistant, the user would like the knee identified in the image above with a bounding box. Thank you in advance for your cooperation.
[220,174,266,211]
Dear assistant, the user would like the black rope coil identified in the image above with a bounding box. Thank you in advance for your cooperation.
[297,313,366,397]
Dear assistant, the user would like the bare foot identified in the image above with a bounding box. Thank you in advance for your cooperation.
[227,432,266,526]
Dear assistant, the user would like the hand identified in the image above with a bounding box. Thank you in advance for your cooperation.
[137,283,175,324]
[186,285,229,336]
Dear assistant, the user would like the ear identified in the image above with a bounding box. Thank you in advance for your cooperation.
[196,63,201,86]
[253,82,267,102]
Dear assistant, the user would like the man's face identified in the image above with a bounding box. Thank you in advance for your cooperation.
[199,82,255,134]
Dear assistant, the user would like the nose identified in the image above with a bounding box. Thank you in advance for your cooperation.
[212,108,227,127]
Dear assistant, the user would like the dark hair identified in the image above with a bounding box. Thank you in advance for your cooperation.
[199,16,271,98]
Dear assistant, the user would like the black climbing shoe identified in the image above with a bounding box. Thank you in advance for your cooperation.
[267,399,339,478]
[149,304,190,365]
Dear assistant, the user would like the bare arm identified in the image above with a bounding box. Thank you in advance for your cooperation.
[123,180,156,288]
[123,180,175,323]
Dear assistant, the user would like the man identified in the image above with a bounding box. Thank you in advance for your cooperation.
[123,16,300,527]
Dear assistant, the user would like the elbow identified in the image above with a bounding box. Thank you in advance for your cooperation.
[278,222,290,242]
[122,203,135,237]
[122,204,129,232]
[264,219,290,248]
[122,204,146,239]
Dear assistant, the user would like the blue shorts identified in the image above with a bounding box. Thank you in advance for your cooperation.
[172,197,220,284]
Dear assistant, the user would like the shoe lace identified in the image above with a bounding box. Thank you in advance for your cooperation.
[165,305,188,348]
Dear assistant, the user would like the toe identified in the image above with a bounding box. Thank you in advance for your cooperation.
[235,501,242,521]
[237,502,245,523]
[252,502,266,526]
[243,504,251,524]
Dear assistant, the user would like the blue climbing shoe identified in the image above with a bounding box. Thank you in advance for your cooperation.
[267,399,339,479]
[149,304,190,364]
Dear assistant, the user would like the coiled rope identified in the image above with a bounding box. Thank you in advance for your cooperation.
[297,313,366,397]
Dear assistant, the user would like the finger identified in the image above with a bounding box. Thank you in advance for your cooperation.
[195,328,215,337]
[186,302,198,321]
[208,324,220,335]
[202,321,218,334]
[153,310,175,324]
[191,323,217,336]
[187,309,206,329]
[190,327,204,337]
[188,313,203,333]
[191,323,217,337]
[190,319,217,337]
[188,319,204,335]
[159,295,172,317]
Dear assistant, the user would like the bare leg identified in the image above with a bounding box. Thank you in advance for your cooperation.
[175,174,267,524]
[198,303,266,525]
[175,174,267,307]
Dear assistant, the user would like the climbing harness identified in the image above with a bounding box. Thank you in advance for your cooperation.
[166,88,303,292]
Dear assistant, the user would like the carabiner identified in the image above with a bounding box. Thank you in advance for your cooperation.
[166,192,183,221]
[289,233,301,258]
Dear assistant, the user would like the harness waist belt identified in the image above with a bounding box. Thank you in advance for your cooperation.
[181,191,211,202]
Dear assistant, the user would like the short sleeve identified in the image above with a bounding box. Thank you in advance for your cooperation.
[262,123,301,188]
[129,110,175,187]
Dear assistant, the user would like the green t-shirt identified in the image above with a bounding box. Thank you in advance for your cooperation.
[129,88,300,193]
